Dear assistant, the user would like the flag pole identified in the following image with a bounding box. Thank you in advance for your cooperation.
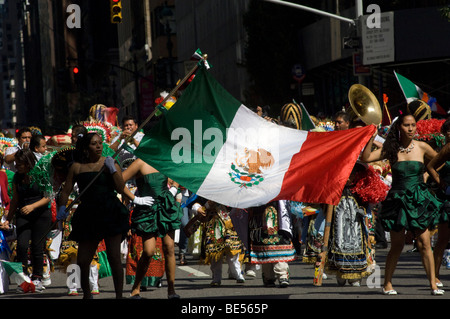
[37,53,208,245]
[65,53,206,212]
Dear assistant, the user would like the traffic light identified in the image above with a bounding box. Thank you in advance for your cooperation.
[110,0,122,23]
[72,66,79,74]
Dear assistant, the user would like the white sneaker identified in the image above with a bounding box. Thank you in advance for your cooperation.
[349,279,361,287]
[245,270,256,278]
[32,279,45,293]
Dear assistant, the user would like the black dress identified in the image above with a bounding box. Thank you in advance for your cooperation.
[69,171,129,242]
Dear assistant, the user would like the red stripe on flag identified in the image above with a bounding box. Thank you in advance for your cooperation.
[272,125,376,205]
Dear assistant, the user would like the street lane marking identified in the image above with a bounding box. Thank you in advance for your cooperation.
[178,266,210,277]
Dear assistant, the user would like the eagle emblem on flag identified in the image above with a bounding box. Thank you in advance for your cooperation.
[228,148,274,188]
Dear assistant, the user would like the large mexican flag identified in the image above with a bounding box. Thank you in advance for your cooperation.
[134,67,375,208]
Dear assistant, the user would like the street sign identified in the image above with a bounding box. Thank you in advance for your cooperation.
[343,37,361,49]
[360,12,395,65]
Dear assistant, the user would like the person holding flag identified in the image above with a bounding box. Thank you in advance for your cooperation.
[361,111,444,295]
[121,158,183,299]
[56,133,129,299]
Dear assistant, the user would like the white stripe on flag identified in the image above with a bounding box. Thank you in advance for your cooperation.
[197,105,307,208]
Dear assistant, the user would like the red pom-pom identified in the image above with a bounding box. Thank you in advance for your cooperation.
[351,166,390,204]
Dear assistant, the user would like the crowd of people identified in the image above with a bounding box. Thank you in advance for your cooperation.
[0,97,449,299]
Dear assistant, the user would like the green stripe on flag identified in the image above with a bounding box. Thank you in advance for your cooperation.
[296,100,315,131]
[394,71,421,101]
[1,260,23,276]
[134,67,241,192]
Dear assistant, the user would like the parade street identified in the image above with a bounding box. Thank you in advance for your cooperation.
[1,243,449,301]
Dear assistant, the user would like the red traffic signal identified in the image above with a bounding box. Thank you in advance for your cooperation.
[110,0,122,23]
[72,66,79,74]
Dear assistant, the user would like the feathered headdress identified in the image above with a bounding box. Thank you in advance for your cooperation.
[81,121,112,143]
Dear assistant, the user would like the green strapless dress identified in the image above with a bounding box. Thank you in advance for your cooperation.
[69,171,130,242]
[379,161,443,232]
[131,173,182,237]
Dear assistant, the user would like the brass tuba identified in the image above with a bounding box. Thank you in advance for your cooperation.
[347,84,382,126]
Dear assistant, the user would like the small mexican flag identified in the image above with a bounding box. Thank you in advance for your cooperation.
[394,71,447,115]
[296,100,316,131]
[134,67,375,208]
[0,260,35,293]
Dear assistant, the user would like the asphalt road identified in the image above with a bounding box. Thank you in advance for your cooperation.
[0,243,448,316]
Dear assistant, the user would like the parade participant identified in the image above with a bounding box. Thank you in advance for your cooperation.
[178,189,194,266]
[70,124,88,146]
[125,231,166,291]
[199,200,245,286]
[325,161,383,286]
[50,145,102,296]
[109,116,144,164]
[121,158,183,299]
[57,133,129,299]
[426,117,450,288]
[4,127,32,172]
[247,201,296,288]
[29,134,47,161]
[2,148,51,292]
[336,108,386,250]
[333,110,350,131]
[0,154,12,294]
[125,173,166,291]
[361,111,444,295]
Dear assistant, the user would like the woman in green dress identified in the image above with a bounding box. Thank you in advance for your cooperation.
[122,158,183,299]
[57,133,129,299]
[361,111,443,295]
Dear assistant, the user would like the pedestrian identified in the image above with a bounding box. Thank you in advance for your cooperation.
[56,132,129,299]
[361,110,444,295]
[2,148,51,292]
[121,158,183,299]
[426,117,450,288]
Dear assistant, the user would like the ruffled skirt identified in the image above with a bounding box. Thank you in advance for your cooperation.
[379,183,443,232]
